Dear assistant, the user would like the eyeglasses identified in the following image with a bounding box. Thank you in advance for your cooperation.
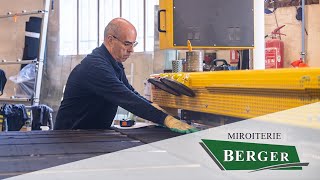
[111,35,138,48]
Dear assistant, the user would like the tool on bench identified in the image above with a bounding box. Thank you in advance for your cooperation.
[119,119,136,127]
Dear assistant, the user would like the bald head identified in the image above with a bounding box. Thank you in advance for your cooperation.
[103,18,137,63]
[104,18,136,40]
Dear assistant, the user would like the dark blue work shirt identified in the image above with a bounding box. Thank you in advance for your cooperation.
[54,44,167,130]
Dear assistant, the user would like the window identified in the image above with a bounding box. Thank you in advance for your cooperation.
[146,0,159,52]
[60,0,159,55]
[59,0,77,55]
[79,0,98,54]
[122,0,144,52]
[99,0,120,44]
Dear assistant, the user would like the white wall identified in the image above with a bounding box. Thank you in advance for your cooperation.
[253,0,265,69]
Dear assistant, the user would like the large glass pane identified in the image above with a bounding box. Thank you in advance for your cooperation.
[79,0,98,54]
[146,0,159,52]
[99,0,120,44]
[122,0,144,52]
[59,0,77,55]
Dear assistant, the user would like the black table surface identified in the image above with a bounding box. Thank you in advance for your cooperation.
[0,126,181,179]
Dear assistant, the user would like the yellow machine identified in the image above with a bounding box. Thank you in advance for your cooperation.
[154,0,319,129]
[158,0,254,50]
[150,68,320,126]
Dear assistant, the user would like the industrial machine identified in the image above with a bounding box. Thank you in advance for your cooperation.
[158,0,254,49]
[149,68,320,128]
[153,0,319,129]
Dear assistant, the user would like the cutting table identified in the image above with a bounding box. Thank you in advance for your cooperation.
[0,127,181,179]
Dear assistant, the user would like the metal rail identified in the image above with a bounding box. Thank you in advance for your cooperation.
[0,59,37,65]
[0,10,46,19]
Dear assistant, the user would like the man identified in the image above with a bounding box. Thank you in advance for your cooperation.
[54,18,197,134]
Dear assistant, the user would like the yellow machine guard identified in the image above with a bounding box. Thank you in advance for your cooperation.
[151,68,320,120]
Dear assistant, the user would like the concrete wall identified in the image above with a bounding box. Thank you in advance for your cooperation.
[265,4,320,67]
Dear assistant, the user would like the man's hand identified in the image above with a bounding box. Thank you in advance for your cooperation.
[164,115,198,134]
[152,103,168,113]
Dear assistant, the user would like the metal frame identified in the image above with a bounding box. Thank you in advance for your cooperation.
[0,97,32,103]
[0,0,51,105]
[301,0,306,61]
[33,0,51,105]
[0,59,37,65]
[181,109,244,128]
[143,0,146,52]
[159,0,255,50]
[77,0,80,55]
[70,0,153,54]
[97,0,100,47]
[0,10,46,19]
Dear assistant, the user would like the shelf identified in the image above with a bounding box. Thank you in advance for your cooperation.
[0,10,47,19]
[0,0,51,106]
[0,59,37,65]
[0,97,32,103]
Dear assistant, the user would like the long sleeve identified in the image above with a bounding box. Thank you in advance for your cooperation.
[82,57,167,125]
[120,68,151,103]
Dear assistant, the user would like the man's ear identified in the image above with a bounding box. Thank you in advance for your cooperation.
[105,35,113,44]
[104,36,113,45]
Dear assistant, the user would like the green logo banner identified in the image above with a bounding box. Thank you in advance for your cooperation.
[200,139,309,172]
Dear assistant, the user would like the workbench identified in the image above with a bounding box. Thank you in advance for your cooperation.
[0,127,181,179]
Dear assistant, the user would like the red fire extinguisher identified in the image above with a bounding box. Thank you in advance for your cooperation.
[265,25,285,69]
